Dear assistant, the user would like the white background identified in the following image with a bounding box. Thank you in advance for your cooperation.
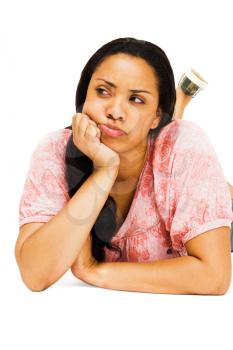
[0,0,233,349]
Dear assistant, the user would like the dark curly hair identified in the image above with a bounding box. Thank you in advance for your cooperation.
[64,37,176,262]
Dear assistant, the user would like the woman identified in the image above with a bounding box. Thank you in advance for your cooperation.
[15,37,233,294]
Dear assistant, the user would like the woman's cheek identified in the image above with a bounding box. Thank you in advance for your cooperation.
[82,100,105,123]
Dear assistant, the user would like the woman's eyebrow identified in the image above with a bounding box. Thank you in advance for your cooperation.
[95,78,152,94]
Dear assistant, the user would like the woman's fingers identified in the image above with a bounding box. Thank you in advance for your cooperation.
[79,115,89,137]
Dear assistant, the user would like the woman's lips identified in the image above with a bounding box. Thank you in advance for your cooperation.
[99,124,126,137]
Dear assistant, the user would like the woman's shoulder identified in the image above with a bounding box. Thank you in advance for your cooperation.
[151,119,217,176]
[36,127,72,148]
[153,119,215,156]
[27,127,73,176]
[19,128,73,227]
[33,127,72,159]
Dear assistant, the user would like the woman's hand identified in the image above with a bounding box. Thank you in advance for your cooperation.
[70,234,100,285]
[72,113,120,169]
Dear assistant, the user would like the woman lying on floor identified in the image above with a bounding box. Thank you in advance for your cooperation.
[15,37,233,295]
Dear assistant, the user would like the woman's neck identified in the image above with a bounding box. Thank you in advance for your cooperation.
[111,138,149,194]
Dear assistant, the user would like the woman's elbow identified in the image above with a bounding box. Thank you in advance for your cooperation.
[214,279,231,295]
[19,271,50,292]
[208,273,232,295]
[15,251,58,292]
[16,258,52,292]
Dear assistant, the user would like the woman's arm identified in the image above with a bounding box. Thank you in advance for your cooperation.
[90,227,231,295]
[15,166,118,292]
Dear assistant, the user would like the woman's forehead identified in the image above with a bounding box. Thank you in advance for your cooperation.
[92,54,158,90]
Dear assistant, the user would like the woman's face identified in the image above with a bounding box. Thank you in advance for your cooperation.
[82,53,161,154]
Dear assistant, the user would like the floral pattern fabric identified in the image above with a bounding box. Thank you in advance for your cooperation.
[18,119,233,262]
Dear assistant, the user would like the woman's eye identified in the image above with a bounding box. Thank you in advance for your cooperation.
[95,87,144,104]
[96,87,108,95]
[130,96,144,104]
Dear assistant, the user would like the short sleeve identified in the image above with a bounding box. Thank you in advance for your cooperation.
[18,129,71,228]
[169,125,233,252]
[153,120,233,254]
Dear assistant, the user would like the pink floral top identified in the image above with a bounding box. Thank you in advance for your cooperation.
[18,119,233,262]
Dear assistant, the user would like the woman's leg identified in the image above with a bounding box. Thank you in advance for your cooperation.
[172,86,193,120]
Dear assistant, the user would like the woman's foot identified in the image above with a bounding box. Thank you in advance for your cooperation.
[173,68,208,120]
[178,68,208,98]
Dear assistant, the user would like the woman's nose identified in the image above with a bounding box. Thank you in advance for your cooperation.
[106,97,126,120]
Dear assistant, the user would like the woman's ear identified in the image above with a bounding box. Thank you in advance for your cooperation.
[150,108,162,130]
